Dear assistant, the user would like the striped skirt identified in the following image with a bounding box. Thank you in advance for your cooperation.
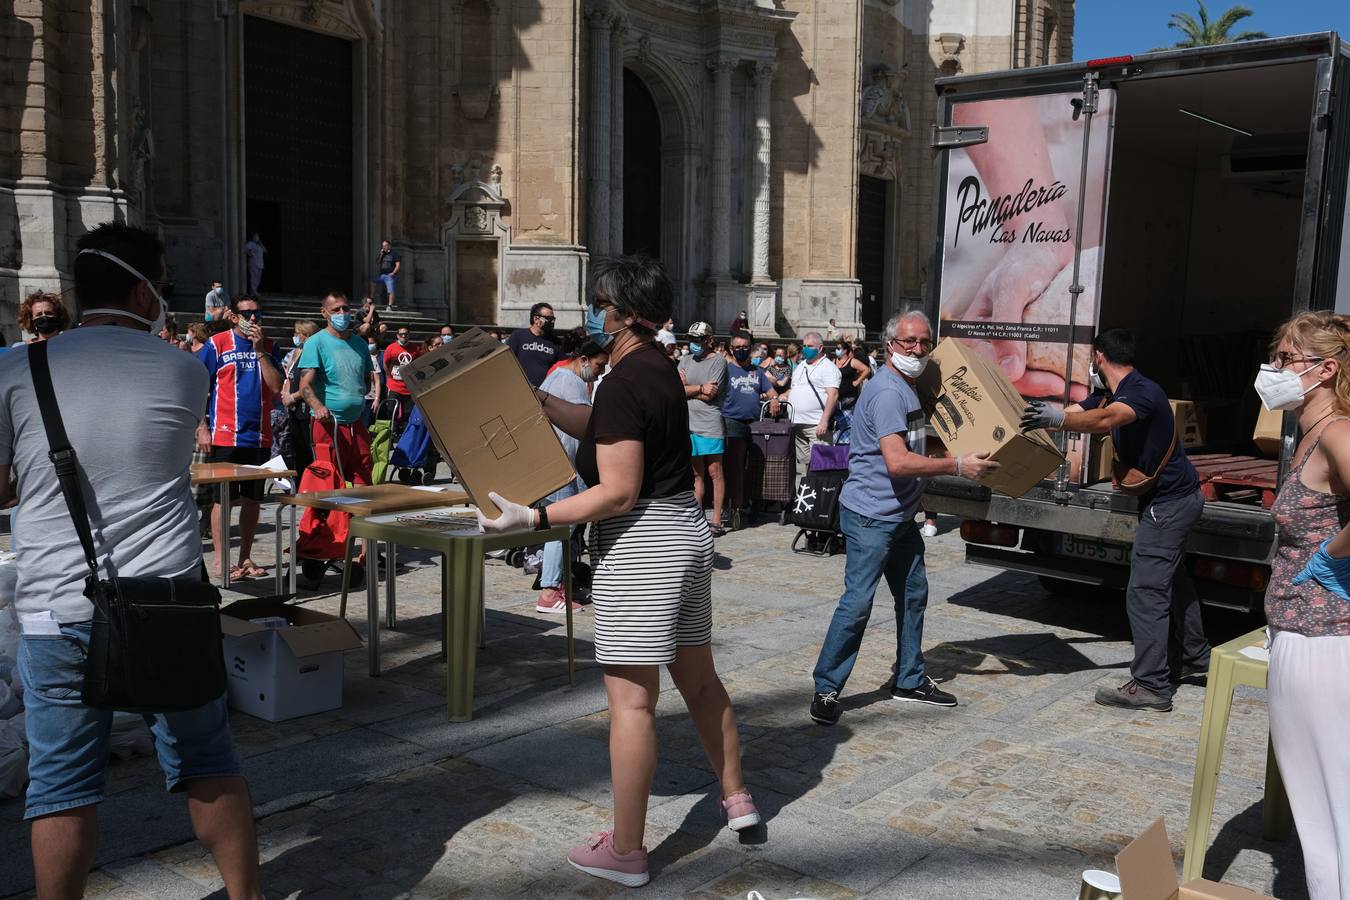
[590,492,714,665]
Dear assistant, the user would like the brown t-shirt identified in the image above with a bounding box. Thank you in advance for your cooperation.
[575,342,694,499]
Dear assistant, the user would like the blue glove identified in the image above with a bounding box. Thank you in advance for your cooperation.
[1292,540,1350,602]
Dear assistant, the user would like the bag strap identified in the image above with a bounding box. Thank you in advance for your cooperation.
[28,341,103,585]
[801,361,824,409]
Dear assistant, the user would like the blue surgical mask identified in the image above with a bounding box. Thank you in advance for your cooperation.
[441,334,452,344]
[585,303,616,349]
[689,342,703,356]
[330,312,353,332]
[774,356,785,366]
[802,346,820,361]
[750,356,762,366]
[292,335,302,347]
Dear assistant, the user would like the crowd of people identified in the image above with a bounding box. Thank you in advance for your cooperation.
[1,223,1348,899]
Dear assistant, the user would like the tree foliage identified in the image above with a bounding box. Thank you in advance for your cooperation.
[1164,0,1268,48]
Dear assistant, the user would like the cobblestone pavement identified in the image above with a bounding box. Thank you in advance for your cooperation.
[0,502,1306,899]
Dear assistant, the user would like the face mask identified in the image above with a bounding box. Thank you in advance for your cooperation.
[834,348,845,359]
[774,356,785,366]
[32,315,60,335]
[1254,362,1325,411]
[750,356,762,367]
[441,335,453,344]
[732,347,750,363]
[892,350,930,379]
[579,361,599,383]
[292,335,302,347]
[689,342,704,357]
[368,343,377,353]
[77,248,166,334]
[397,336,408,346]
[1088,362,1105,391]
[802,346,820,362]
[330,312,353,332]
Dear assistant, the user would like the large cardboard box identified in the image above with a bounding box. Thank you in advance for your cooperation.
[921,339,1065,497]
[401,328,576,517]
[220,601,363,722]
[1253,406,1283,458]
[1117,819,1273,900]
[1170,400,1204,449]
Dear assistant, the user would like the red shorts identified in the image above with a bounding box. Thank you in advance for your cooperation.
[311,419,373,486]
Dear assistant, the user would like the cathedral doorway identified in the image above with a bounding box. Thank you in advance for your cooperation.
[622,69,662,259]
[243,16,354,295]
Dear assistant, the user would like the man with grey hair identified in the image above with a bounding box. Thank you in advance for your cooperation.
[786,330,841,488]
[810,311,998,725]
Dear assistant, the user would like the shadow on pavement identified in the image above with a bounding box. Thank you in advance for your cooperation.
[1203,800,1307,900]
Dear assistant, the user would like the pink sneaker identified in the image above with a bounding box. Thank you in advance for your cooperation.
[567,831,649,887]
[722,790,761,831]
[536,586,582,614]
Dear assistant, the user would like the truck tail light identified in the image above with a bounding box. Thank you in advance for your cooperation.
[1086,55,1135,68]
[1192,557,1270,593]
[959,520,1020,548]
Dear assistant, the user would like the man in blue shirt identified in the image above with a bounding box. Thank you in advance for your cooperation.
[810,312,998,726]
[1023,328,1210,712]
[721,330,778,528]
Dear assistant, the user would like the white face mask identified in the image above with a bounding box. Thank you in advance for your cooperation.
[579,361,599,383]
[891,349,929,379]
[1089,361,1105,391]
[1254,361,1325,411]
[77,248,166,334]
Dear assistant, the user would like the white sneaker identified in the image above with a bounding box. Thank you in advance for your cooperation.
[920,523,938,538]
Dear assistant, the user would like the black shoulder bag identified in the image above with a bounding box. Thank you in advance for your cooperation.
[29,341,227,712]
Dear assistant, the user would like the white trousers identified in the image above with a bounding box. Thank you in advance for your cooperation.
[1269,629,1350,900]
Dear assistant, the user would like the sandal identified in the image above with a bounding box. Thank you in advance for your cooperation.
[228,565,252,581]
[239,560,268,578]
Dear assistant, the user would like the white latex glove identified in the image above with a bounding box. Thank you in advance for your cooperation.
[476,491,535,534]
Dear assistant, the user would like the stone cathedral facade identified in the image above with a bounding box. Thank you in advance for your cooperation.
[1,0,1072,338]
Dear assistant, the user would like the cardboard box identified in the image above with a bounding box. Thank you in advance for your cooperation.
[220,601,363,722]
[1169,400,1204,449]
[1089,433,1114,484]
[920,338,1066,497]
[401,328,576,517]
[1253,405,1283,458]
[1117,818,1273,900]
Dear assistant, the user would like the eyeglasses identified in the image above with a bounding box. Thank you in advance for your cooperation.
[1270,352,1324,369]
[537,315,556,324]
[891,337,935,353]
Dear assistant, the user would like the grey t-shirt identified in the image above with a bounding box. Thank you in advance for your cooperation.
[540,365,591,492]
[678,352,728,439]
[0,327,208,623]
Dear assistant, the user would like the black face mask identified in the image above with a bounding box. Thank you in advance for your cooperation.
[33,315,60,335]
[732,347,750,363]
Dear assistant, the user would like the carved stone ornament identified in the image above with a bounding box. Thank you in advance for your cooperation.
[937,32,966,60]
[859,131,897,180]
[444,162,509,240]
[464,206,490,234]
[860,64,910,133]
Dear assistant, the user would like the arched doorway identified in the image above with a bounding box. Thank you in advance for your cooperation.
[623,69,662,258]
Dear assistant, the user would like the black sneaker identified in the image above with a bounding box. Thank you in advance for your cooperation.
[810,691,841,725]
[890,675,958,707]
[1169,662,1209,686]
[1094,678,1172,712]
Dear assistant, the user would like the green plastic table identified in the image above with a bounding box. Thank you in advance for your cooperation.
[1181,626,1294,881]
[338,508,574,721]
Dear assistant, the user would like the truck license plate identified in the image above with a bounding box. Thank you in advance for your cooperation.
[1056,536,1130,565]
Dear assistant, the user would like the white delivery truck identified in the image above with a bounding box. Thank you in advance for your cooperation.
[920,33,1350,613]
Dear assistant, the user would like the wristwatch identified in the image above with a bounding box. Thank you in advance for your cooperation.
[533,505,550,531]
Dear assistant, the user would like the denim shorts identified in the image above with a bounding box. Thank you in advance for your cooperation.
[19,622,242,820]
[378,272,398,294]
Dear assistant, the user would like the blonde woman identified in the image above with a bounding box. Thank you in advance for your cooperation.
[1261,310,1350,900]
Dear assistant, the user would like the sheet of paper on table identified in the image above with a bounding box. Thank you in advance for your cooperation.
[1239,645,1270,663]
[323,497,369,506]
[410,485,448,492]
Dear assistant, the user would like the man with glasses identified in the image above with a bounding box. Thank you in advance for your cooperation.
[810,312,998,726]
[1022,327,1208,712]
[383,326,418,430]
[299,292,378,492]
[508,302,560,387]
[197,295,285,581]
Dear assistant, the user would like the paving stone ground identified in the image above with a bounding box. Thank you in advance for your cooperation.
[0,501,1307,899]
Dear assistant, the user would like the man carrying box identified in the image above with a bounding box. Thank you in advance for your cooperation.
[810,312,998,726]
[1022,328,1210,713]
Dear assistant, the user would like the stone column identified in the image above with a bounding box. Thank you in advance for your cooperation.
[609,17,626,255]
[749,61,775,283]
[585,7,612,257]
[707,56,736,278]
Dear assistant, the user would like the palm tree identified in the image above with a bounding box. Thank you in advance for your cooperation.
[1164,0,1268,48]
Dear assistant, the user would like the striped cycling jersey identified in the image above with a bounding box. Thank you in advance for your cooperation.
[200,329,283,448]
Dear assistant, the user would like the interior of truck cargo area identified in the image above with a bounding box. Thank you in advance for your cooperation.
[1099,59,1317,454]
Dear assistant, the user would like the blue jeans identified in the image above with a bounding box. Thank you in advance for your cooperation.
[813,506,929,694]
[20,622,242,820]
[540,482,578,589]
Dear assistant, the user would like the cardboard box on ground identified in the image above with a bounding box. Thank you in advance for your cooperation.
[918,339,1065,498]
[1087,401,1206,484]
[220,600,363,722]
[401,328,577,517]
[1116,818,1273,899]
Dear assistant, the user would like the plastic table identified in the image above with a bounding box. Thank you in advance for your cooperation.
[190,462,295,589]
[1181,626,1294,881]
[340,508,574,721]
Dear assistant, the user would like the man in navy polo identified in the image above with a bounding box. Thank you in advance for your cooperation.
[1023,328,1209,713]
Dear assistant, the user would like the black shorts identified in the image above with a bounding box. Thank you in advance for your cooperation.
[209,446,271,502]
[723,417,751,441]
